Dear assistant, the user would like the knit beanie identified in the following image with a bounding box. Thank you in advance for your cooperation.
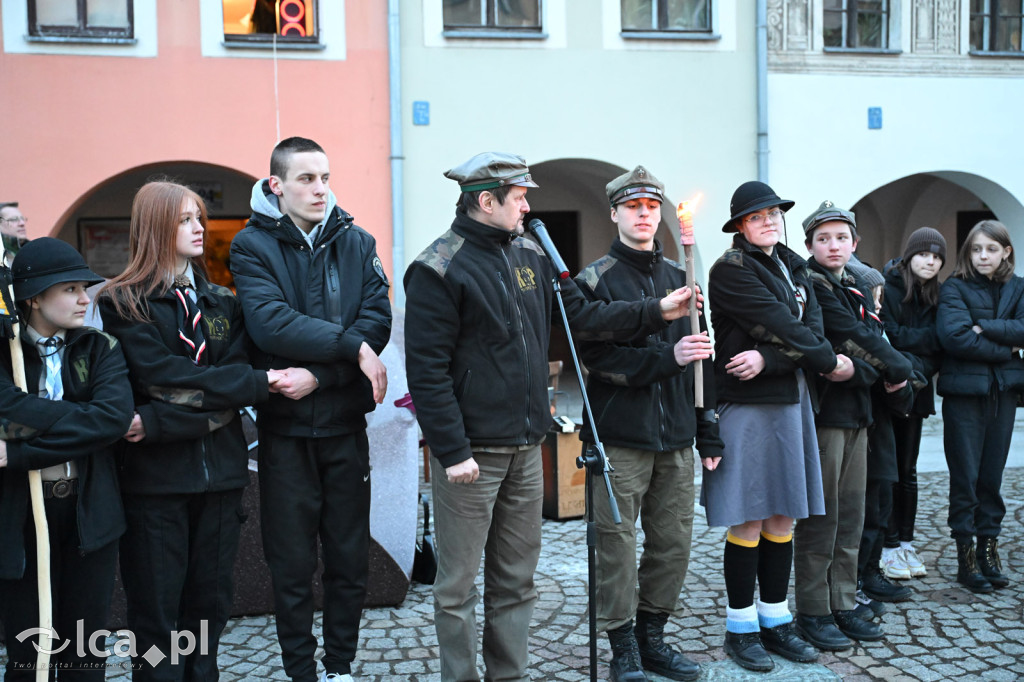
[902,227,946,264]
[846,254,884,289]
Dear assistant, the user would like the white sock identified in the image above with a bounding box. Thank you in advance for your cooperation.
[900,541,914,551]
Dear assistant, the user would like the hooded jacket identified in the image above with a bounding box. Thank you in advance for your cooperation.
[707,234,837,407]
[99,274,270,494]
[404,209,668,468]
[575,238,723,457]
[229,180,392,436]
[880,259,942,416]
[0,326,132,579]
[936,273,1024,397]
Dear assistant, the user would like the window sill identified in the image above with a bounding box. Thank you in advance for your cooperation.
[620,31,720,41]
[222,39,325,51]
[823,47,902,55]
[969,50,1024,58]
[24,35,136,45]
[442,29,547,40]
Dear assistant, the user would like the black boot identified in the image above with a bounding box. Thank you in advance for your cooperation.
[977,536,1010,588]
[634,611,700,681]
[956,538,994,594]
[861,568,912,603]
[607,622,648,682]
[723,631,773,672]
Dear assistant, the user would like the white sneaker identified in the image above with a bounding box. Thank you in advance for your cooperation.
[880,547,911,580]
[322,674,353,682]
[901,546,927,577]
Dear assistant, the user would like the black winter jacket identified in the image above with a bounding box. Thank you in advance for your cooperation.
[880,260,942,417]
[936,274,1024,397]
[575,238,723,458]
[404,209,668,468]
[0,327,133,579]
[230,184,392,437]
[99,276,270,495]
[707,235,837,406]
[808,259,913,429]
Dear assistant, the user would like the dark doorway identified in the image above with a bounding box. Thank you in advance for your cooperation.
[957,210,997,253]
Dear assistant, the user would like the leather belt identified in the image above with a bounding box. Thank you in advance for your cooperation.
[42,479,79,499]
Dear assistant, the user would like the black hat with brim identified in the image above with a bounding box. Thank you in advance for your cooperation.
[12,237,103,301]
[722,180,795,233]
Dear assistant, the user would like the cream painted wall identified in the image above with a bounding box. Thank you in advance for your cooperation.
[397,0,757,293]
[768,72,1024,265]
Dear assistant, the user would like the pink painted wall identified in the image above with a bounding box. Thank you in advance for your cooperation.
[0,2,394,277]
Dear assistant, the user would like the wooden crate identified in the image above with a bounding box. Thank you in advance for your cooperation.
[541,428,586,520]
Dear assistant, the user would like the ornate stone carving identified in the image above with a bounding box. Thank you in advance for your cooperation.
[913,0,959,54]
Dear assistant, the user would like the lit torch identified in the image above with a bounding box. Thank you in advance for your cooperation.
[677,194,704,408]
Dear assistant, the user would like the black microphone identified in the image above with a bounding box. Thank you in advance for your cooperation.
[526,219,570,280]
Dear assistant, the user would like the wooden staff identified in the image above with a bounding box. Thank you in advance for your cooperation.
[677,196,703,408]
[1,270,52,681]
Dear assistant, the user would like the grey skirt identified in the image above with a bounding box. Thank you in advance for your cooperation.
[700,371,825,528]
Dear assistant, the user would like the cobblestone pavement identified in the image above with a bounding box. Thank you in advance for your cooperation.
[4,465,1020,681]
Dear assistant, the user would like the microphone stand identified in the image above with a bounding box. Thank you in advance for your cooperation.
[548,275,621,682]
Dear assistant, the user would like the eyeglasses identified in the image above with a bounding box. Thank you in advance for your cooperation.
[743,209,784,227]
[0,215,27,224]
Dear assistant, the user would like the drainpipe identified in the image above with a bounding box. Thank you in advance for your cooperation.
[756,0,769,183]
[388,0,406,308]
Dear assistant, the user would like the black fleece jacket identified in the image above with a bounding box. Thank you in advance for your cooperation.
[575,238,723,458]
[99,276,270,495]
[807,258,913,428]
[707,235,837,406]
[936,273,1024,397]
[0,326,133,579]
[230,192,392,436]
[880,260,942,417]
[404,209,669,468]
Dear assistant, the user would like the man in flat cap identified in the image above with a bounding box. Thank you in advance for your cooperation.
[574,166,720,682]
[404,153,696,682]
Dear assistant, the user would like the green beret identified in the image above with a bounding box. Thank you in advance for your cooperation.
[606,165,666,207]
[444,152,539,192]
[802,200,857,237]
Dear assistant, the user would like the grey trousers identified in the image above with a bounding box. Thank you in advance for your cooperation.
[794,427,867,615]
[431,447,543,682]
[593,445,695,632]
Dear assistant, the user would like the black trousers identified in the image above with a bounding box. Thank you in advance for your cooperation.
[0,495,118,682]
[119,489,245,682]
[943,391,1015,539]
[886,415,924,546]
[258,431,371,682]
[858,475,894,577]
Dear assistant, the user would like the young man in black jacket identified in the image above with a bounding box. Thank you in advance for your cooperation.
[793,202,913,651]
[404,153,695,682]
[575,166,720,682]
[229,137,392,682]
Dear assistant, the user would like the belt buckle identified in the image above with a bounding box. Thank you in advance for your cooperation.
[51,479,73,499]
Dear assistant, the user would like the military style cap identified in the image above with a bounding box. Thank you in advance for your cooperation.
[802,200,857,237]
[606,165,666,207]
[444,152,539,192]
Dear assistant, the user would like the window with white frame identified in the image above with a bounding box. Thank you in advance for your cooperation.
[222,0,319,44]
[28,0,133,39]
[823,0,890,49]
[970,0,1023,53]
[621,0,711,34]
[442,0,542,32]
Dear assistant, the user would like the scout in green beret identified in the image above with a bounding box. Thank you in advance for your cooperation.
[576,165,716,681]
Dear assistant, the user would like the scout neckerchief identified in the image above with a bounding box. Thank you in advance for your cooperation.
[173,264,207,366]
